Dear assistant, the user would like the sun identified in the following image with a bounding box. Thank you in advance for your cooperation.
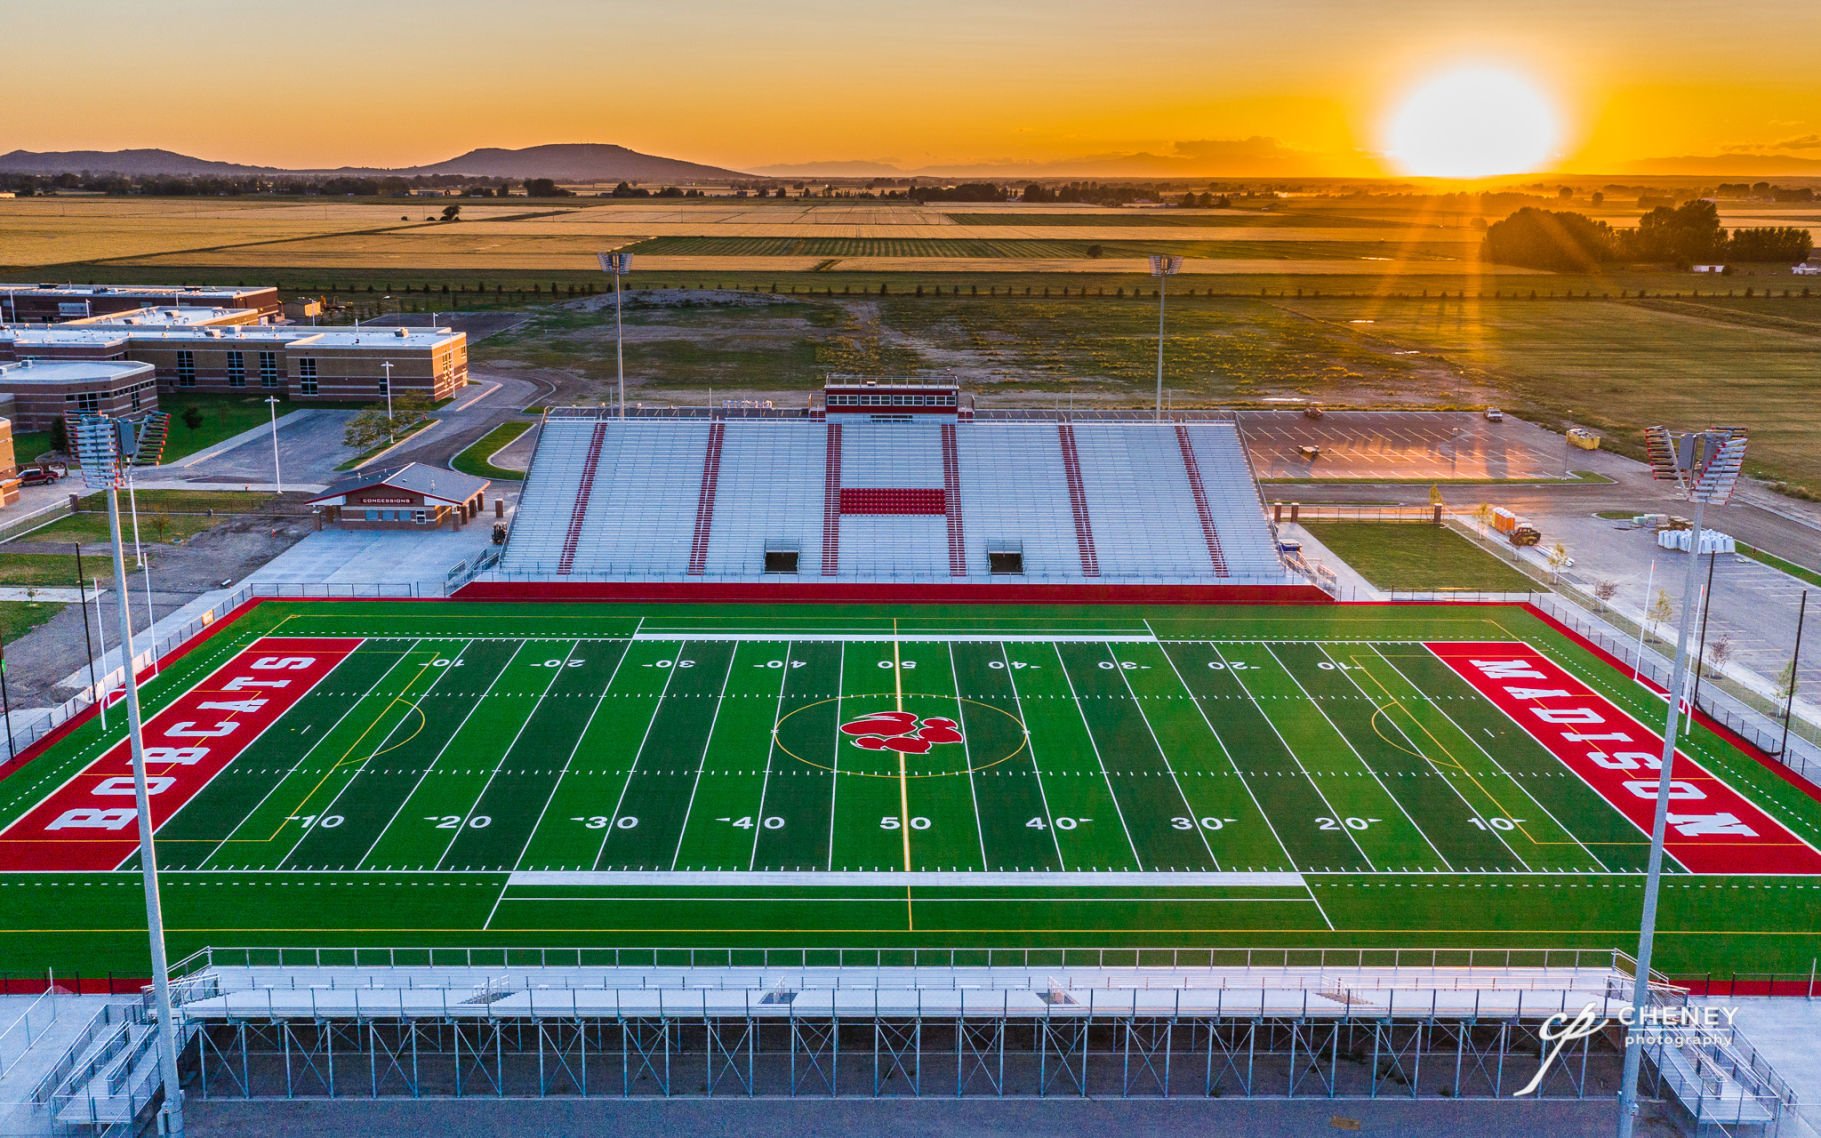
[1383,64,1560,179]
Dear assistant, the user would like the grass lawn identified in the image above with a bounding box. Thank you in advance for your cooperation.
[158,394,286,462]
[0,554,84,587]
[1738,542,1821,589]
[451,421,532,480]
[10,491,281,547]
[0,600,66,640]
[1302,522,1539,592]
[9,430,55,464]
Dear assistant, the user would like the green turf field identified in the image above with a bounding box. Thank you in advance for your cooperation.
[2,599,1818,980]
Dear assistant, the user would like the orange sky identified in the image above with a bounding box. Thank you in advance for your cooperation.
[8,0,1820,176]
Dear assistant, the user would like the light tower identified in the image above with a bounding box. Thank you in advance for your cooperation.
[73,411,184,1136]
[1615,424,1747,1138]
[1147,255,1182,422]
[598,251,634,418]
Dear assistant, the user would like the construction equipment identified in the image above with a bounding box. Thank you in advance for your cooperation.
[1509,524,1542,547]
[1566,427,1602,451]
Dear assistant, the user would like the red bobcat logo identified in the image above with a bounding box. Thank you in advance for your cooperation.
[839,710,962,755]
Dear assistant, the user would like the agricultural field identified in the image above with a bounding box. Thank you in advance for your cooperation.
[2,599,1818,980]
[1285,296,1821,493]
[622,236,1473,261]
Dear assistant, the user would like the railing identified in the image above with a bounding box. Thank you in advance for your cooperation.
[0,496,75,545]
[0,989,61,1082]
[539,404,1243,424]
[469,565,1303,586]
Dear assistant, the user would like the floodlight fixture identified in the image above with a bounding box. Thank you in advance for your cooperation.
[598,251,635,418]
[1616,425,1748,1138]
[1147,256,1183,421]
[72,413,186,1135]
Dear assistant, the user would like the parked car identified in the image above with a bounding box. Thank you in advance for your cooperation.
[1483,407,1504,422]
[18,466,62,487]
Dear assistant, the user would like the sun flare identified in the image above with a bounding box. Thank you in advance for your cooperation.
[1384,64,1560,179]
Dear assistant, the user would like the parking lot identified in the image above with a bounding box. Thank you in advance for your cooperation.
[1239,410,1590,481]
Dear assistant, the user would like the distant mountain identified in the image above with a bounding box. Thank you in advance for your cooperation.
[1622,153,1821,176]
[0,143,753,181]
[405,143,750,181]
[0,148,278,176]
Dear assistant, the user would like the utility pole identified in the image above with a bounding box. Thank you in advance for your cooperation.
[598,251,633,419]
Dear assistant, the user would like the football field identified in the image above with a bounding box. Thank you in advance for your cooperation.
[2,600,1819,979]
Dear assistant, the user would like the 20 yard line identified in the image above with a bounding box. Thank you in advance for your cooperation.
[431,640,580,871]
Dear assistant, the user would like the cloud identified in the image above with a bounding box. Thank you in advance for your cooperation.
[1775,134,1821,151]
[1169,137,1303,162]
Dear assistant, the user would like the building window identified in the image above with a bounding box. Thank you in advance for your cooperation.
[258,351,280,388]
[366,509,379,522]
[65,391,100,414]
[298,358,318,396]
[378,370,389,396]
[176,350,195,388]
[226,351,246,388]
[414,510,428,525]
[130,385,143,411]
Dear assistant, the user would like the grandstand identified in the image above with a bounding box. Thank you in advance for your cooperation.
[497,383,1294,586]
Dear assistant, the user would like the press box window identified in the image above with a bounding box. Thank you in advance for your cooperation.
[763,544,800,574]
[987,541,1024,575]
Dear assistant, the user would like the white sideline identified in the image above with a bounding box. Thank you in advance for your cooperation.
[506,870,1305,888]
[631,631,1158,643]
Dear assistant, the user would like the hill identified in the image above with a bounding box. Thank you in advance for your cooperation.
[0,148,276,176]
[0,143,751,182]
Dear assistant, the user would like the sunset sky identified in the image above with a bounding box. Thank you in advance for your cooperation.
[10,0,1821,176]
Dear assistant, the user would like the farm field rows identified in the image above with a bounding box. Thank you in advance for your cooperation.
[0,600,1817,978]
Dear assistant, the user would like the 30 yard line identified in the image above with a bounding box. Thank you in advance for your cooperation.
[667,643,738,872]
[593,639,686,869]
[511,638,631,873]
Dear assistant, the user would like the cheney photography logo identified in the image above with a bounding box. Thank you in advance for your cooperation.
[1513,1002,1739,1097]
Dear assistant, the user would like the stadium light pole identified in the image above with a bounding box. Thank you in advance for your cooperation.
[1615,425,1747,1138]
[265,396,283,494]
[598,251,633,419]
[1148,255,1182,422]
[73,414,184,1138]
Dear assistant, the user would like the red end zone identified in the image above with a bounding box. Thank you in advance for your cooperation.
[1429,641,1821,876]
[0,636,361,872]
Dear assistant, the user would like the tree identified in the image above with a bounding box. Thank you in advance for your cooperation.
[49,417,69,455]
[525,178,573,198]
[1472,503,1495,536]
[1085,244,1104,259]
[1593,579,1619,611]
[1776,657,1799,702]
[1546,541,1571,582]
[343,409,392,453]
[1728,226,1813,263]
[1707,631,1734,673]
[1622,199,1724,265]
[440,203,462,222]
[180,405,205,431]
[1649,587,1675,642]
[1480,208,1615,271]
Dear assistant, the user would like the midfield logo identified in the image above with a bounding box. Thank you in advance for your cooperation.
[839,710,964,755]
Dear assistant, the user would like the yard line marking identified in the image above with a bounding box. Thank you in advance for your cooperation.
[825,643,846,872]
[505,869,1309,887]
[1151,641,1298,874]
[1211,641,1377,870]
[270,640,439,869]
[432,639,579,871]
[1263,644,1454,872]
[350,638,509,869]
[511,639,632,873]
[1050,641,1144,869]
[272,639,472,869]
[632,631,1160,643]
[1368,644,1609,873]
[949,643,990,872]
[1304,882,1336,931]
[593,639,685,870]
[998,641,1066,870]
[1318,643,1532,873]
[186,642,423,868]
[893,621,913,928]
[747,641,792,872]
[1108,642,1220,870]
[668,644,738,872]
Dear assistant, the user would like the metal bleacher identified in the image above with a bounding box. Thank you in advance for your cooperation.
[500,412,1295,585]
